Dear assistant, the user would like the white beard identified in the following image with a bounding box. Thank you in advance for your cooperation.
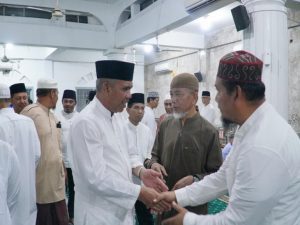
[173,112,187,119]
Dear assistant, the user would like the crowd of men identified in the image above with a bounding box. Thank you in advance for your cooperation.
[0,50,300,225]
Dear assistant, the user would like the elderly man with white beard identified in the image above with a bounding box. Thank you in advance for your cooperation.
[145,73,222,223]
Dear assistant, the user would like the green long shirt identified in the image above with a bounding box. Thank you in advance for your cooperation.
[149,113,222,216]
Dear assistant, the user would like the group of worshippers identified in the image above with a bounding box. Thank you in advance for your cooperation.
[1,49,300,225]
[0,80,79,225]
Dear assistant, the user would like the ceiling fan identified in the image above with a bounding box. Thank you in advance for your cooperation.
[1,45,23,63]
[153,36,182,53]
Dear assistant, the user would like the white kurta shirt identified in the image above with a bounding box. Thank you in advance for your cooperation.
[175,102,300,225]
[70,98,141,225]
[0,140,20,225]
[56,110,78,168]
[125,119,154,184]
[0,108,40,225]
[141,106,156,145]
[200,103,216,125]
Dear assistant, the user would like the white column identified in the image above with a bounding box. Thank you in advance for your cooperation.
[242,0,288,119]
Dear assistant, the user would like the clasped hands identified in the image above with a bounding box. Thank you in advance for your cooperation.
[139,163,192,224]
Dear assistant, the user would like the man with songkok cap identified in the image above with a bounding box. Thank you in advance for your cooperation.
[69,60,168,225]
[153,51,300,225]
[0,139,20,225]
[124,93,155,225]
[0,83,41,225]
[21,79,68,225]
[145,73,222,222]
[200,91,216,125]
[141,91,159,145]
[9,82,29,114]
[56,89,78,224]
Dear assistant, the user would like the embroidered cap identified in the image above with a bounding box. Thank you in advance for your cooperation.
[217,50,263,83]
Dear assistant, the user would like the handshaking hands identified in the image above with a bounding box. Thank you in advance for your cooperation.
[152,191,188,225]
[138,166,189,225]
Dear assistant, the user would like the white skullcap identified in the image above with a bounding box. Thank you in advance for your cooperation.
[37,79,58,89]
[0,83,10,99]
[147,91,159,98]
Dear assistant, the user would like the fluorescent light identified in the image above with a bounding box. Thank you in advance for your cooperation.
[143,45,153,53]
[5,43,14,49]
[198,16,211,31]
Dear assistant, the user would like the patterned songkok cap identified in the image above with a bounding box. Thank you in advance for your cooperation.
[217,50,263,83]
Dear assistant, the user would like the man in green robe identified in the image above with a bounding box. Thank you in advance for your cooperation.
[146,73,222,220]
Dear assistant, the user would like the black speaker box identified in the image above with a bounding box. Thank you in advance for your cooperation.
[194,72,203,82]
[231,5,250,32]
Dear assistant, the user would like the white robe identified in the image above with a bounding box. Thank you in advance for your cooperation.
[56,110,78,168]
[70,99,141,225]
[0,140,20,225]
[200,103,216,125]
[175,102,300,225]
[124,119,153,185]
[141,106,156,146]
[0,108,40,225]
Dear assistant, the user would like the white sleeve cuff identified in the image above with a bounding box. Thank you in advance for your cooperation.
[175,188,190,207]
[183,212,198,225]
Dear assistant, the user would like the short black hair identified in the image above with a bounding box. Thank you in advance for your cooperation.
[222,80,265,102]
[36,89,52,97]
[147,97,158,103]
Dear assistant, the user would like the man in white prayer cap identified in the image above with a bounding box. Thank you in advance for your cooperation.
[0,83,40,225]
[21,79,68,225]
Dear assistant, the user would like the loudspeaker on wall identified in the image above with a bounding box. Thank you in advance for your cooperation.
[231,5,250,32]
[194,72,203,82]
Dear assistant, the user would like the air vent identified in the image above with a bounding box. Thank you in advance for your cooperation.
[184,0,218,14]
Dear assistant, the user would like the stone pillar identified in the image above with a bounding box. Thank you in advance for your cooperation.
[242,0,288,119]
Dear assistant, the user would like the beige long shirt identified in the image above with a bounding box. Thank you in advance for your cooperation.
[21,103,65,204]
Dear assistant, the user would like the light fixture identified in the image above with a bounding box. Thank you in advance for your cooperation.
[199,50,206,56]
[198,16,211,31]
[143,45,153,53]
[5,43,14,49]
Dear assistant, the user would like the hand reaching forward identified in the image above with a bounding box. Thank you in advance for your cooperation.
[152,191,176,213]
[162,202,188,225]
[172,175,193,191]
[140,168,168,192]
[151,162,168,180]
[138,187,172,213]
[138,186,159,208]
